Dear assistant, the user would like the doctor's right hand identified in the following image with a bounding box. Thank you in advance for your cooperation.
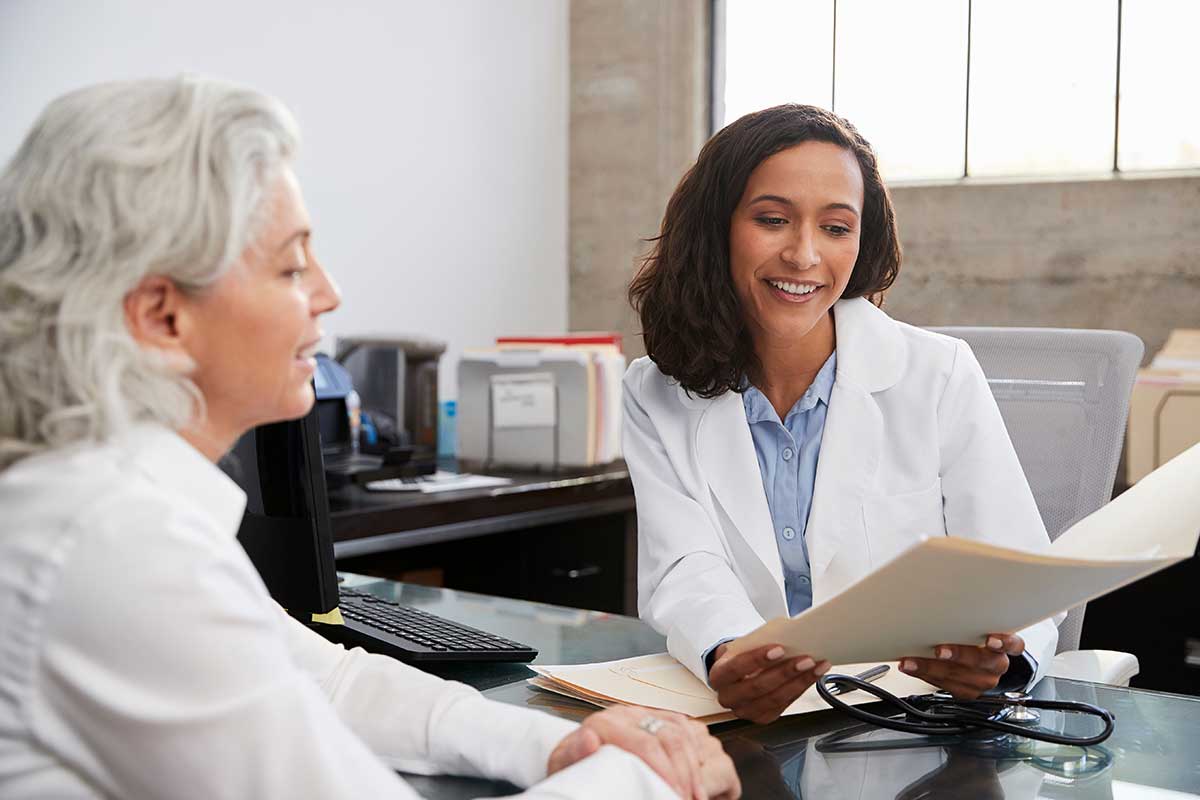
[709,644,831,725]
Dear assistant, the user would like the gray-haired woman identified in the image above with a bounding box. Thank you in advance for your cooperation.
[0,77,738,800]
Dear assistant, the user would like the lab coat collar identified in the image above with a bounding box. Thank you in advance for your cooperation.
[831,297,908,394]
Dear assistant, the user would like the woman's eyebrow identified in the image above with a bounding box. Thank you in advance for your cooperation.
[747,195,860,218]
[824,202,860,217]
[275,229,310,252]
[747,193,793,206]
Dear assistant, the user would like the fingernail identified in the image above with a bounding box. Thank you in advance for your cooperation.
[766,646,785,661]
[795,657,815,672]
[936,646,952,660]
[901,659,917,674]
[987,637,1003,652]
[815,660,832,676]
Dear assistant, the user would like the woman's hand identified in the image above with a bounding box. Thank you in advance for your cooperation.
[898,633,1025,699]
[547,705,740,799]
[709,643,830,725]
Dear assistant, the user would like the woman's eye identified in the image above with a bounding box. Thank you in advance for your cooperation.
[284,267,307,281]
[755,216,787,226]
[823,224,851,236]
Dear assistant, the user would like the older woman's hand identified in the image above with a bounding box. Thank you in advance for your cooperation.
[548,705,740,799]
[898,633,1025,699]
[709,644,830,725]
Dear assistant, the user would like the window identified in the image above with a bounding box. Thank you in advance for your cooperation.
[716,0,1200,180]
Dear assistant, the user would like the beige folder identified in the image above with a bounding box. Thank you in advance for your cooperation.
[529,653,935,724]
[727,441,1200,665]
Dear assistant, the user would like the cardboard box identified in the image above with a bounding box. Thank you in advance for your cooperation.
[1151,328,1200,371]
[1127,328,1200,484]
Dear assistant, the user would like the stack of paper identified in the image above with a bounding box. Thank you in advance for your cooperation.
[529,653,935,725]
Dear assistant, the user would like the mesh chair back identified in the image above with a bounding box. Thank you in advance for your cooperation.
[928,327,1144,651]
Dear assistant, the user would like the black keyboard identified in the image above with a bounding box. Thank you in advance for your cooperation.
[322,588,538,663]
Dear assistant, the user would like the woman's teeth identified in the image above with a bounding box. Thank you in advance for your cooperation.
[768,279,818,296]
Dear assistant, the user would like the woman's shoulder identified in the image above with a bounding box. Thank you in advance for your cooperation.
[836,298,967,390]
[623,356,713,413]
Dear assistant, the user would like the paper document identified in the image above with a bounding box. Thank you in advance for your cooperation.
[529,653,934,725]
[728,441,1200,665]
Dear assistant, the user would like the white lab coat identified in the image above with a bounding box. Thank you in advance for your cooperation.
[622,297,1059,684]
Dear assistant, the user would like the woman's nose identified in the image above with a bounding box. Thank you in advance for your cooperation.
[310,258,342,316]
[781,227,821,269]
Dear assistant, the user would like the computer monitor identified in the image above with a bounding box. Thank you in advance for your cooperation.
[220,404,340,616]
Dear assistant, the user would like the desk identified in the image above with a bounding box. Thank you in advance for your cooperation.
[343,575,1200,799]
[331,465,637,613]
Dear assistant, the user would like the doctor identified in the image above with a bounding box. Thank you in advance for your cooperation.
[624,104,1058,724]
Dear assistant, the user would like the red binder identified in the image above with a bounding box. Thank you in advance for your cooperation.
[496,332,623,353]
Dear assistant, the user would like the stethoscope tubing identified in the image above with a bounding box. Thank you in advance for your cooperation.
[815,674,1116,747]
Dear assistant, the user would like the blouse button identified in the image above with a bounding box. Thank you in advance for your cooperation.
[782,527,796,540]
[782,447,794,461]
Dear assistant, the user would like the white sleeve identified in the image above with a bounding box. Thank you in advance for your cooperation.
[280,613,579,785]
[623,369,766,682]
[937,339,1060,683]
[284,621,679,798]
[35,503,678,799]
[35,502,420,800]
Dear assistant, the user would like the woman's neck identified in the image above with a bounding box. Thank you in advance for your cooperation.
[180,419,241,463]
[750,311,836,420]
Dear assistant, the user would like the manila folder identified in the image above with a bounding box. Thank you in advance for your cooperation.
[728,440,1200,665]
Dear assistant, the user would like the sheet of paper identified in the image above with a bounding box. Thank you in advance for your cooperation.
[728,441,1200,665]
[491,372,557,429]
[530,653,934,724]
[1051,440,1200,560]
[416,472,513,494]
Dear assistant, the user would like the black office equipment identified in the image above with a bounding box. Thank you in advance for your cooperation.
[222,404,537,664]
[227,410,340,615]
[336,587,536,662]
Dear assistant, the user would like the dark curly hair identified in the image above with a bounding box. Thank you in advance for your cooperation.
[628,104,901,398]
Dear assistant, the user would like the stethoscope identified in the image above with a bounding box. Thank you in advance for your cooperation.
[815,672,1116,747]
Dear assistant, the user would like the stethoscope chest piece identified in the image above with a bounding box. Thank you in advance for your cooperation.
[997,691,1042,725]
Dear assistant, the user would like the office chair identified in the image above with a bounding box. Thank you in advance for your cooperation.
[929,326,1145,686]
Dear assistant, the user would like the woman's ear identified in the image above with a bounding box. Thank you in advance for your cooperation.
[123,275,194,370]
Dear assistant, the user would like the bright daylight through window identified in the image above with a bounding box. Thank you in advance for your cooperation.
[716,0,1200,181]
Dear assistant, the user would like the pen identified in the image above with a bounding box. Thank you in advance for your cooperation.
[826,664,890,696]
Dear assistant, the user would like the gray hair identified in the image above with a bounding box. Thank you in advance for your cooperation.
[0,76,300,468]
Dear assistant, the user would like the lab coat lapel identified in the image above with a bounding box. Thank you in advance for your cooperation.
[694,390,787,601]
[807,377,880,581]
[807,299,907,586]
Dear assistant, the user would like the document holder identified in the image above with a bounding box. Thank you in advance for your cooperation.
[458,349,595,469]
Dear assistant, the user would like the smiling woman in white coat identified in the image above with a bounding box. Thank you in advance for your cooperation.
[624,105,1058,725]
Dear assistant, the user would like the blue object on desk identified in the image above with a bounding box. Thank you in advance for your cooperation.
[438,400,457,458]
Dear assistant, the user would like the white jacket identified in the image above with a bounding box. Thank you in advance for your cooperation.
[622,297,1059,684]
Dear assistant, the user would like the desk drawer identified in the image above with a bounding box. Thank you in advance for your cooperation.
[521,518,625,614]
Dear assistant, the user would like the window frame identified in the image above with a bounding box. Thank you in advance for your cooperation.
[711,0,1200,186]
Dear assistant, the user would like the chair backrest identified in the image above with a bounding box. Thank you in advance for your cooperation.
[928,327,1144,651]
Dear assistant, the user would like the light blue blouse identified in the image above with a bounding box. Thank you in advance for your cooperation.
[741,351,837,617]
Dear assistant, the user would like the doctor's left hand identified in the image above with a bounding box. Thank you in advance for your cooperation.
[898,632,1025,699]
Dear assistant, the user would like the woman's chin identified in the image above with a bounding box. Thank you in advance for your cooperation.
[276,385,316,422]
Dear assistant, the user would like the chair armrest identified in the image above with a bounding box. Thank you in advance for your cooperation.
[1048,649,1140,686]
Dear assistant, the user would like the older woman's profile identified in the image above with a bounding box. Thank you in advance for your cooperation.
[0,76,739,799]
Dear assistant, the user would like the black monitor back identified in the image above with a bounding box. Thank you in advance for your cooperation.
[221,405,340,615]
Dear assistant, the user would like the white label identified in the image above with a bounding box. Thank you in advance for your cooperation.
[491,373,557,429]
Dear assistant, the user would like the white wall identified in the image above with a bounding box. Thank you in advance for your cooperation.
[0,0,569,400]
